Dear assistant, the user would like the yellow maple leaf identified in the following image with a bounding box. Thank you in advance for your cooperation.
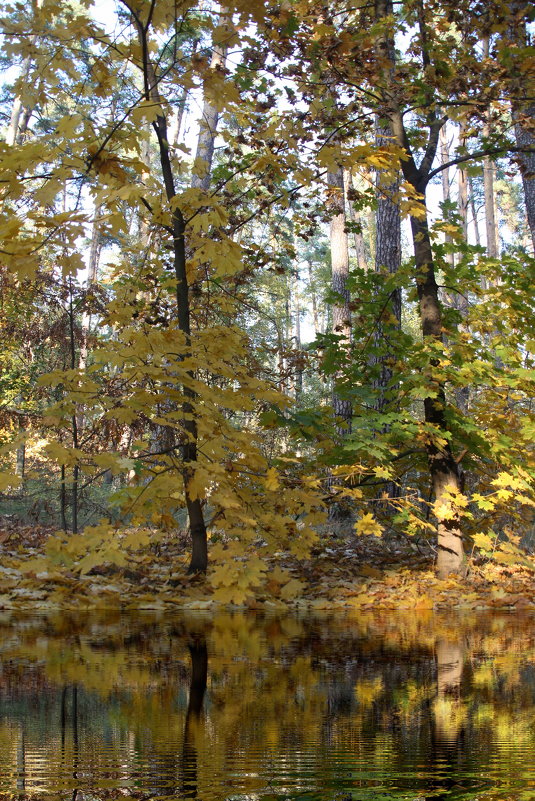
[355,513,383,537]
[265,467,280,491]
[279,578,305,601]
[0,471,21,492]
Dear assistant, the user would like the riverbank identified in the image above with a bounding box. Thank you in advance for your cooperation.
[0,519,533,610]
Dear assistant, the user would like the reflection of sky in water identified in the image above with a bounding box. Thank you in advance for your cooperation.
[0,612,534,799]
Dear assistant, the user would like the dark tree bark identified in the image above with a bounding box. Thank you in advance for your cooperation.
[181,638,208,798]
[376,0,467,577]
[507,1,535,251]
[126,1,208,572]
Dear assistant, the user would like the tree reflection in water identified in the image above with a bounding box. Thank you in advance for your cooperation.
[181,637,208,798]
[0,611,533,801]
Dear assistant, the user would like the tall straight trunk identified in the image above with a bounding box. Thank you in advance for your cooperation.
[374,133,401,321]
[79,206,102,374]
[381,0,467,577]
[307,260,321,337]
[483,39,498,259]
[507,2,535,250]
[344,169,368,271]
[483,152,498,258]
[457,142,469,241]
[68,280,79,534]
[294,267,303,399]
[439,124,455,268]
[514,105,535,251]
[181,638,208,797]
[409,210,466,578]
[6,0,41,146]
[374,123,401,413]
[191,6,229,192]
[6,63,30,146]
[468,177,481,248]
[327,166,352,433]
[130,6,208,573]
[373,0,401,417]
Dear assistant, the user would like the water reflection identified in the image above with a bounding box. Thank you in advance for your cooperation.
[0,610,534,800]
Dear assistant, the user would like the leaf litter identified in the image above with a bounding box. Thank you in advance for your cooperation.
[0,517,534,611]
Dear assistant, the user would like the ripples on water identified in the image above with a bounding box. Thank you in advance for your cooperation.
[0,610,534,800]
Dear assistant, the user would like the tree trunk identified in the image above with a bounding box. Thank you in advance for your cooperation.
[410,212,466,578]
[181,638,208,798]
[294,267,303,399]
[307,260,321,337]
[374,122,401,414]
[439,124,455,268]
[327,166,352,433]
[483,39,498,260]
[6,55,32,146]
[191,6,229,193]
[458,121,469,240]
[344,169,368,271]
[131,6,208,572]
[514,106,535,251]
[6,0,41,146]
[507,1,535,251]
[468,177,481,248]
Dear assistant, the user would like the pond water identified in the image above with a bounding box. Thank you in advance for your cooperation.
[0,609,534,801]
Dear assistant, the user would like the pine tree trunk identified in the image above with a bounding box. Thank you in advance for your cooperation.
[344,169,368,271]
[483,40,498,259]
[514,107,535,251]
[327,167,352,433]
[507,1,535,251]
[374,122,401,413]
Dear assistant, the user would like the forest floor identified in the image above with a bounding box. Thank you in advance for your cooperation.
[0,515,534,611]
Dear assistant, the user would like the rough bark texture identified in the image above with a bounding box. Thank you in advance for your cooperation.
[508,2,535,251]
[374,123,401,414]
[373,0,401,422]
[483,40,498,260]
[410,214,466,579]
[327,167,352,433]
[344,169,368,271]
[514,106,535,251]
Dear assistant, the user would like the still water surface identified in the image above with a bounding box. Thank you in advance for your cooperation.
[0,610,534,800]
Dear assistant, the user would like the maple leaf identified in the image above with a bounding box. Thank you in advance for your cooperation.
[354,513,383,537]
